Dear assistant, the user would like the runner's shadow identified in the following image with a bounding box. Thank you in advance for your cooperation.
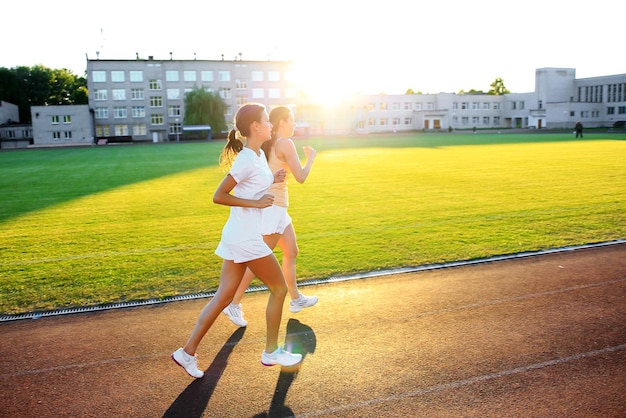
[162,327,246,418]
[254,319,317,418]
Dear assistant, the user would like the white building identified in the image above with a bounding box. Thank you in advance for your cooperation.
[85,56,298,143]
[31,105,93,146]
[0,101,32,149]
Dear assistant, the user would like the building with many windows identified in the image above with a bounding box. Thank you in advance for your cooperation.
[312,68,626,136]
[86,56,298,143]
[31,105,92,146]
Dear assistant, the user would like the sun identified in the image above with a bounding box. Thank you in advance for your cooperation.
[292,60,353,107]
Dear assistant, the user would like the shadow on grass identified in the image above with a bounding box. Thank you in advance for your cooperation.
[254,319,317,418]
[163,327,246,418]
[0,142,220,223]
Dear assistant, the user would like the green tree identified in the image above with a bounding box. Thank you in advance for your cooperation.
[488,77,510,95]
[183,87,227,133]
[0,65,87,122]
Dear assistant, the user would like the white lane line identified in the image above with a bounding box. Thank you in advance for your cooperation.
[298,343,626,418]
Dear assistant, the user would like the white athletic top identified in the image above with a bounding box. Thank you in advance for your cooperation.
[266,139,289,208]
[219,147,274,244]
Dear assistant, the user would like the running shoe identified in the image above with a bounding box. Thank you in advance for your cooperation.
[171,348,204,378]
[223,303,248,327]
[261,347,302,367]
[289,293,318,313]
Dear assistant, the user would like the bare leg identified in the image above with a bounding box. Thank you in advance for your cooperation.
[183,260,246,355]
[246,253,287,353]
[277,224,300,300]
[231,233,282,305]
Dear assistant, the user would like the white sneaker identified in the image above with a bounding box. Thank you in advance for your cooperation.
[261,347,302,367]
[222,303,248,327]
[171,348,204,378]
[289,293,318,313]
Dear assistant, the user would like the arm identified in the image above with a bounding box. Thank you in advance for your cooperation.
[213,174,275,208]
[275,139,316,184]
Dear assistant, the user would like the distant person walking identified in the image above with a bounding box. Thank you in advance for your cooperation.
[171,103,302,378]
[223,106,318,327]
[575,121,584,138]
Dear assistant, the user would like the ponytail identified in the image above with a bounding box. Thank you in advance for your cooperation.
[219,129,244,170]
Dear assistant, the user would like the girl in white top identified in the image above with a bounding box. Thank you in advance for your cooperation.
[223,106,317,327]
[172,103,302,378]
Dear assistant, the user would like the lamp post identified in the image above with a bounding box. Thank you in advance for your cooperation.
[175,118,180,143]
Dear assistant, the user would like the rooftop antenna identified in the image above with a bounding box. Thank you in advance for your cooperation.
[169,52,173,60]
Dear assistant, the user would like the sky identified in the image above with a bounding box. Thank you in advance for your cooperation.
[2,0,624,104]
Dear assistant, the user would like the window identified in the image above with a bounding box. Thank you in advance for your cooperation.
[94,89,108,100]
[51,115,60,124]
[404,102,412,110]
[483,116,490,124]
[114,107,127,118]
[368,118,375,126]
[131,88,144,100]
[379,118,388,126]
[472,116,479,124]
[167,89,181,100]
[151,114,164,125]
[619,106,626,114]
[111,71,125,82]
[472,102,480,110]
[461,102,468,110]
[415,103,422,111]
[115,125,129,136]
[392,117,400,126]
[268,71,279,81]
[221,87,232,99]
[452,102,458,110]
[269,88,280,98]
[236,79,248,89]
[607,107,615,115]
[133,124,147,135]
[404,117,412,125]
[150,96,163,107]
[64,131,72,139]
[92,71,106,82]
[169,123,182,135]
[519,101,525,110]
[112,89,126,100]
[380,102,387,111]
[96,125,110,136]
[166,71,179,82]
[95,108,109,119]
[53,131,61,140]
[236,95,248,106]
[251,71,264,81]
[183,71,196,82]
[493,116,500,125]
[218,71,231,82]
[149,79,162,90]
[392,103,400,111]
[168,105,181,117]
[252,88,264,99]
[483,102,490,110]
[512,102,517,110]
[461,117,469,125]
[132,106,145,117]
[63,115,71,124]
[130,71,143,82]
[426,103,433,110]
[493,103,500,110]
[201,71,213,81]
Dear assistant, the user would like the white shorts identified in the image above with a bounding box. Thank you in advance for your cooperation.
[260,205,292,235]
[215,238,273,264]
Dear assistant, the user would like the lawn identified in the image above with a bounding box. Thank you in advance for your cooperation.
[1,131,625,315]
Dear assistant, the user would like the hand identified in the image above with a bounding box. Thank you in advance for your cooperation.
[303,146,317,160]
[273,168,287,183]
[256,193,275,208]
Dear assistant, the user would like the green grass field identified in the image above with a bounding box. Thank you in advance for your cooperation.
[1,131,625,315]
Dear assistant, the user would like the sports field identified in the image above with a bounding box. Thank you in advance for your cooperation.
[1,131,624,315]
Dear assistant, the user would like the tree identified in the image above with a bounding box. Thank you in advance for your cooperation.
[488,77,510,95]
[0,65,87,123]
[183,87,227,133]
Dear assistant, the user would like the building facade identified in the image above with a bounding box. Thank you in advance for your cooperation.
[31,105,93,146]
[0,100,32,149]
[85,57,298,143]
[318,68,626,136]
